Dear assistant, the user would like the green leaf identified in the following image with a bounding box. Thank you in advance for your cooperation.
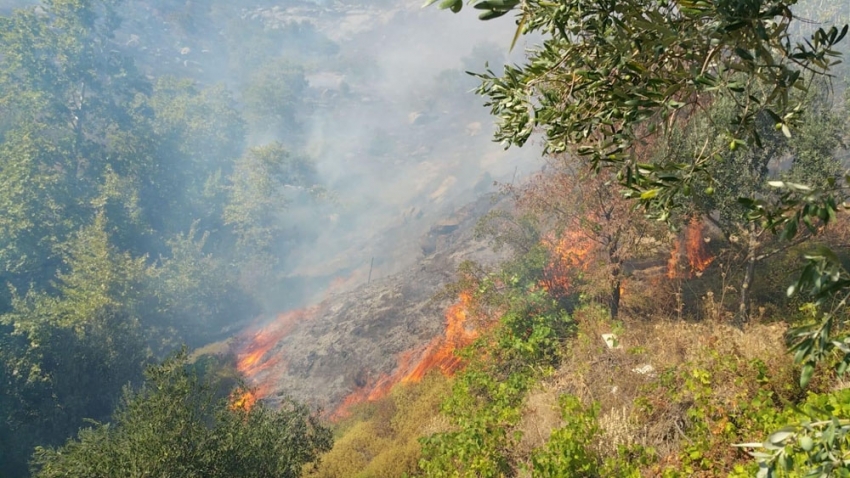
[800,362,815,388]
[768,429,795,445]
[438,0,462,11]
[640,188,660,199]
[479,9,508,19]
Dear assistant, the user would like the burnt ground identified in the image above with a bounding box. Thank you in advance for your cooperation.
[233,193,513,411]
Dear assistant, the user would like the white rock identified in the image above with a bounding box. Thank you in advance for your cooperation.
[632,364,655,375]
[601,333,620,349]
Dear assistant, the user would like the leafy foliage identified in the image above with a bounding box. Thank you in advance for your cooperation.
[31,351,333,478]
[734,389,850,478]
[434,0,847,217]
[0,1,326,475]
[431,0,850,474]
[241,60,309,144]
[224,142,321,290]
[530,395,604,477]
[0,214,150,477]
[419,250,574,476]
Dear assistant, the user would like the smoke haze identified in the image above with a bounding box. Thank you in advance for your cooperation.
[111,0,542,312]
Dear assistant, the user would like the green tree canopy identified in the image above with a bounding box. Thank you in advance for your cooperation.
[430,0,849,474]
[434,0,847,216]
[31,351,333,478]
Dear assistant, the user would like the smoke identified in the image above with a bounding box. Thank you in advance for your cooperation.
[227,1,542,310]
[61,0,543,313]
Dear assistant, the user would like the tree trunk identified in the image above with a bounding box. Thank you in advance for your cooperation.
[735,224,758,326]
[609,242,622,320]
[610,275,621,320]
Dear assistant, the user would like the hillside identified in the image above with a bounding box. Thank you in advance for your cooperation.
[233,195,514,413]
[3,0,850,477]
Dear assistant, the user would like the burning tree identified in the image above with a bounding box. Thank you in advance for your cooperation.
[666,217,715,281]
[667,94,845,323]
[512,156,662,319]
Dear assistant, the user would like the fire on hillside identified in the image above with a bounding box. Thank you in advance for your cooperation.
[668,219,714,279]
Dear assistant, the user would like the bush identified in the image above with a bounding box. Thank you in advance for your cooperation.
[31,351,332,478]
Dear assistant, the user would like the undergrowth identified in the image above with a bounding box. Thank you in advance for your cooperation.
[305,371,451,478]
[309,243,850,477]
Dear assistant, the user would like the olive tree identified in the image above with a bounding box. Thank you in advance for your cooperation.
[430,0,849,474]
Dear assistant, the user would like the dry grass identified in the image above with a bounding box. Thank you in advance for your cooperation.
[515,384,563,457]
[306,372,451,478]
[514,304,794,468]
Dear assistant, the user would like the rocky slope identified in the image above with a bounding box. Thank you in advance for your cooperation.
[234,194,511,411]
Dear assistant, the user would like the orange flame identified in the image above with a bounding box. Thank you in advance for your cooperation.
[685,219,713,273]
[541,231,595,297]
[229,389,258,411]
[667,218,713,279]
[330,231,600,420]
[402,292,477,383]
[235,306,319,403]
[332,292,478,419]
[667,237,681,279]
[233,271,367,406]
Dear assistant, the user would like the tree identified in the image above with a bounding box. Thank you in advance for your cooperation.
[430,0,850,474]
[147,77,245,234]
[512,157,660,319]
[0,0,158,289]
[0,124,79,301]
[31,351,333,478]
[148,224,258,348]
[668,90,846,322]
[433,0,845,215]
[0,213,150,477]
[241,60,309,145]
[224,142,320,290]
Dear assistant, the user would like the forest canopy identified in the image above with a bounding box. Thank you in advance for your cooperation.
[0,0,330,475]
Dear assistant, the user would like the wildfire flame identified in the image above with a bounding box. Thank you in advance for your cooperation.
[332,292,478,419]
[667,218,714,278]
[237,231,603,420]
[229,389,258,411]
[235,306,319,403]
[541,231,595,297]
[685,219,713,273]
[667,238,681,279]
[332,231,599,420]
[233,271,367,407]
[401,292,477,382]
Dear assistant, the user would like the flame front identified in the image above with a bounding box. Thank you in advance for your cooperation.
[402,292,477,383]
[229,389,258,411]
[668,218,713,278]
[332,292,477,419]
[332,231,598,419]
[235,306,319,403]
[238,327,285,377]
[541,231,595,297]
